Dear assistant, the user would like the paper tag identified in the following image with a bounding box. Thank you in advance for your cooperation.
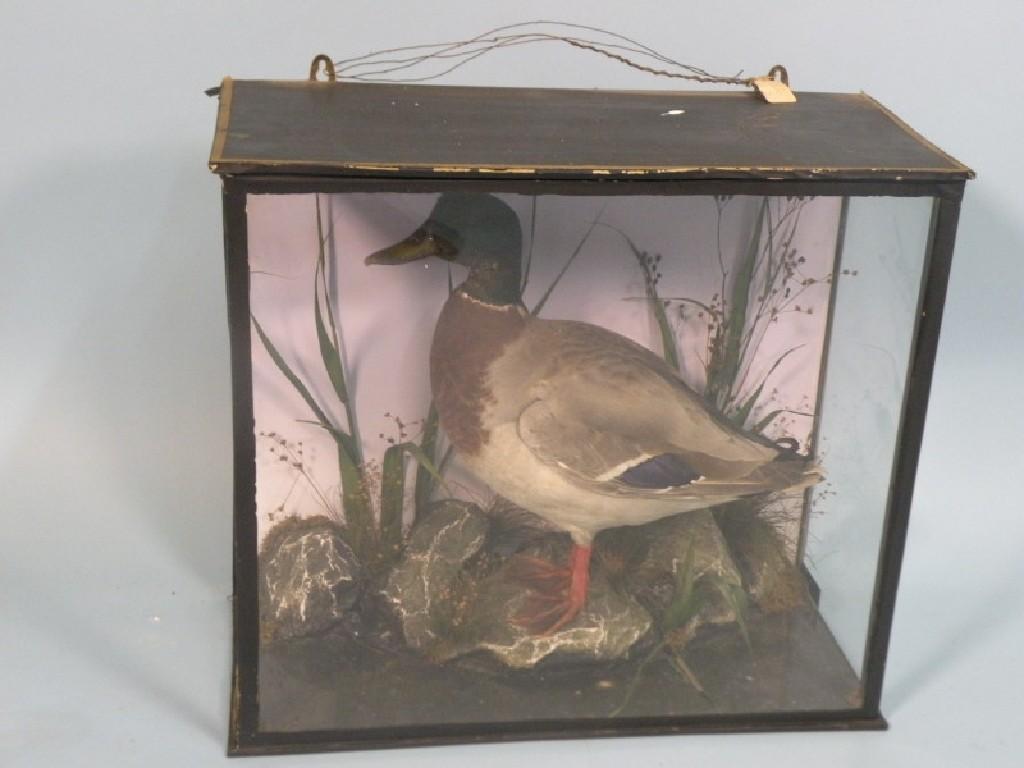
[753,77,796,104]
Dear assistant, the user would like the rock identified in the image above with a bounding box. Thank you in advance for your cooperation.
[381,502,784,670]
[619,510,745,627]
[382,499,490,652]
[259,516,364,641]
[715,505,813,613]
[384,500,651,667]
[447,537,651,669]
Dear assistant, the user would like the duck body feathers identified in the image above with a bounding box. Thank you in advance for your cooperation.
[430,290,820,545]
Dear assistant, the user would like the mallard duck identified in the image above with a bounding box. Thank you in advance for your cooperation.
[366,193,821,633]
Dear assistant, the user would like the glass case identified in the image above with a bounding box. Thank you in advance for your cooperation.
[210,77,971,754]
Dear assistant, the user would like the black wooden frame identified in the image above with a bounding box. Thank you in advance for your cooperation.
[222,174,965,756]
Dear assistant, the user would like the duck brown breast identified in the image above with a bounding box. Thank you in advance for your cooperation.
[429,292,527,456]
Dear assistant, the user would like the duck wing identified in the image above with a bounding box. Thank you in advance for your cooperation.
[516,320,819,499]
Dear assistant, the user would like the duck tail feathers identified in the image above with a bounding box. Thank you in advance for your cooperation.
[690,456,822,496]
[740,456,822,491]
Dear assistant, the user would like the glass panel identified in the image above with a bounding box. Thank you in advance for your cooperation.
[804,196,934,681]
[243,190,931,731]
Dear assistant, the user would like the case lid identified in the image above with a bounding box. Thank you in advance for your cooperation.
[209,79,973,181]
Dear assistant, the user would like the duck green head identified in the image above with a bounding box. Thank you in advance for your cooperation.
[365,192,523,305]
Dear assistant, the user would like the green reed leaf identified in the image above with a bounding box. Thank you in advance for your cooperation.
[336,437,373,561]
[253,311,372,559]
[611,227,680,372]
[396,441,451,496]
[413,403,440,520]
[708,198,767,406]
[663,538,699,630]
[315,195,363,463]
[296,418,360,468]
[731,344,804,427]
[314,267,350,407]
[251,315,334,431]
[379,443,406,562]
[751,409,785,435]
[532,206,605,316]
[521,196,538,292]
[713,577,751,651]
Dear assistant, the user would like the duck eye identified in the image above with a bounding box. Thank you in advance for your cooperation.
[432,235,457,261]
[426,223,460,260]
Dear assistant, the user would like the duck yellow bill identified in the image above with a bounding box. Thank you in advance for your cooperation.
[364,226,455,265]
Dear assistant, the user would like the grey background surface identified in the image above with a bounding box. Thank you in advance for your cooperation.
[2,2,1021,766]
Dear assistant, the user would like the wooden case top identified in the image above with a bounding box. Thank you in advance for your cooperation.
[209,79,972,181]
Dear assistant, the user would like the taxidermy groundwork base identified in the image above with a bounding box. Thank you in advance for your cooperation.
[256,499,858,732]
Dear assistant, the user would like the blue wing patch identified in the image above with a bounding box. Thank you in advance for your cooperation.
[616,453,700,489]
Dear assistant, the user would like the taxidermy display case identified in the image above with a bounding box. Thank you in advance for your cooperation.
[208,66,972,755]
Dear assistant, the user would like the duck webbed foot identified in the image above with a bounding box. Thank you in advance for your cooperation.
[510,543,592,635]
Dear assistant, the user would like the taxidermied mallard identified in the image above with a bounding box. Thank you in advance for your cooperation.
[366,193,821,633]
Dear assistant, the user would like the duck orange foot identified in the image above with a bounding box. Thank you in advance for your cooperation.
[509,544,592,635]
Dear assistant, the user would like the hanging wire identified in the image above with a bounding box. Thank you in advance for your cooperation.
[333,20,758,87]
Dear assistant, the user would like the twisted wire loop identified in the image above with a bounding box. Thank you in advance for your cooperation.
[331,21,779,89]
